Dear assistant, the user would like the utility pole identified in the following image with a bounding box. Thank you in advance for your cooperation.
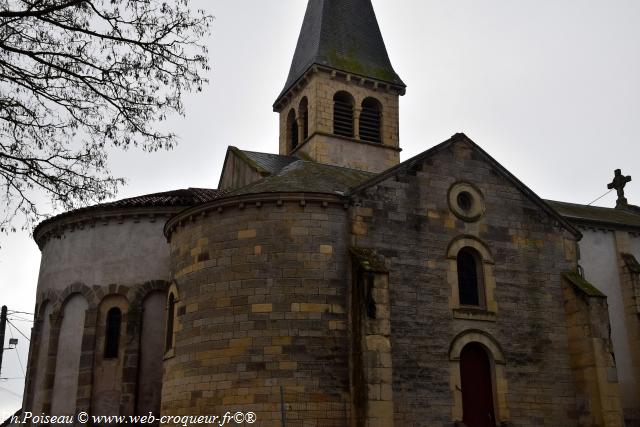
[0,305,7,378]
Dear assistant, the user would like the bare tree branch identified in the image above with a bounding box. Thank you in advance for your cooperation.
[0,0,212,233]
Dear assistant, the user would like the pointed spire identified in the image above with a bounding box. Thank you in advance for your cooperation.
[275,0,405,105]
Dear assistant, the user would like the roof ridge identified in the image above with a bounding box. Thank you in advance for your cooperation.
[347,133,581,238]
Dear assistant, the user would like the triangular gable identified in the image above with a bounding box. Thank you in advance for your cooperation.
[218,147,299,191]
[347,133,582,239]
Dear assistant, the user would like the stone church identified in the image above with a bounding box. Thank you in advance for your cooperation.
[17,1,640,426]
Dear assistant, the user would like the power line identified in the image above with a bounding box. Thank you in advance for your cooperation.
[7,311,34,316]
[7,323,25,378]
[5,320,29,342]
[7,315,33,323]
[0,384,22,399]
[588,189,613,206]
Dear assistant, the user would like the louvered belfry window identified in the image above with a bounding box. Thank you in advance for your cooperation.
[360,98,382,143]
[287,109,298,151]
[299,97,309,141]
[333,92,354,138]
[104,307,121,359]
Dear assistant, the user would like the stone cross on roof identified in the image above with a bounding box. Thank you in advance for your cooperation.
[608,169,632,208]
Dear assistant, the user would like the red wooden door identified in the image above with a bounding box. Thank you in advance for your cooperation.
[461,343,496,427]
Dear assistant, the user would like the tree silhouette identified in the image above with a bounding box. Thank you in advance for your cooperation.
[0,0,211,231]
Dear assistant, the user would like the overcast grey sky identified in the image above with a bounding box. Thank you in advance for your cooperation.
[1,0,639,413]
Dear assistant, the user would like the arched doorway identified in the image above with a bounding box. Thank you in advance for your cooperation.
[460,342,496,427]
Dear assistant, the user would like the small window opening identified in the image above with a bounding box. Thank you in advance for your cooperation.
[457,248,482,306]
[165,293,176,352]
[360,98,382,143]
[333,92,354,138]
[299,97,309,141]
[104,307,121,359]
[457,191,473,212]
[287,109,298,151]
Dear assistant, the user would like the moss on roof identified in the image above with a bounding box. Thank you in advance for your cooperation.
[563,271,606,298]
[546,200,640,230]
[275,0,405,105]
[231,147,299,176]
[229,160,374,196]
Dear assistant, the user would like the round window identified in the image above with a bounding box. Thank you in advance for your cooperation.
[448,182,485,222]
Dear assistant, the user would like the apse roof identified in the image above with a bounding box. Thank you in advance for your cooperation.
[34,188,226,236]
[275,0,405,105]
[545,200,640,230]
[229,159,374,196]
[236,149,299,175]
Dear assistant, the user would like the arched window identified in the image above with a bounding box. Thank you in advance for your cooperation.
[104,307,121,359]
[299,97,309,141]
[165,293,176,353]
[287,109,298,152]
[333,91,354,138]
[457,247,483,306]
[360,97,382,143]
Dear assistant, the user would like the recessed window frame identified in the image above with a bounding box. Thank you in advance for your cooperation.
[333,91,355,138]
[359,97,382,144]
[104,307,122,359]
[446,235,498,319]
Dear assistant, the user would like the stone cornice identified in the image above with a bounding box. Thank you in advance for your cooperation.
[289,131,402,158]
[34,206,185,250]
[164,192,348,241]
[274,65,406,112]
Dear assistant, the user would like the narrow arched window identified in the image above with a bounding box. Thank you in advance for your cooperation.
[360,97,382,143]
[287,109,298,151]
[333,91,354,138]
[457,248,483,306]
[165,293,176,352]
[299,97,309,141]
[104,307,121,359]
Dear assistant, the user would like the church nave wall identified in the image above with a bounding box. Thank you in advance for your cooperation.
[347,136,611,426]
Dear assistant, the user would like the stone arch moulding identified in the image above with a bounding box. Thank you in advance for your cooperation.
[449,329,510,424]
[53,282,98,313]
[446,234,494,263]
[130,280,170,312]
[446,235,498,315]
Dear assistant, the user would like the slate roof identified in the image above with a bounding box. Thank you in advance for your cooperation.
[229,160,374,196]
[34,188,225,234]
[545,200,640,230]
[238,149,299,175]
[562,271,606,298]
[102,188,225,208]
[275,0,405,105]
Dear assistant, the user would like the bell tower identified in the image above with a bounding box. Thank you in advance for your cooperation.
[273,0,406,173]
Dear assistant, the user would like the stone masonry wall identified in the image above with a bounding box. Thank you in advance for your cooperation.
[163,199,351,426]
[277,71,401,173]
[350,138,583,426]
